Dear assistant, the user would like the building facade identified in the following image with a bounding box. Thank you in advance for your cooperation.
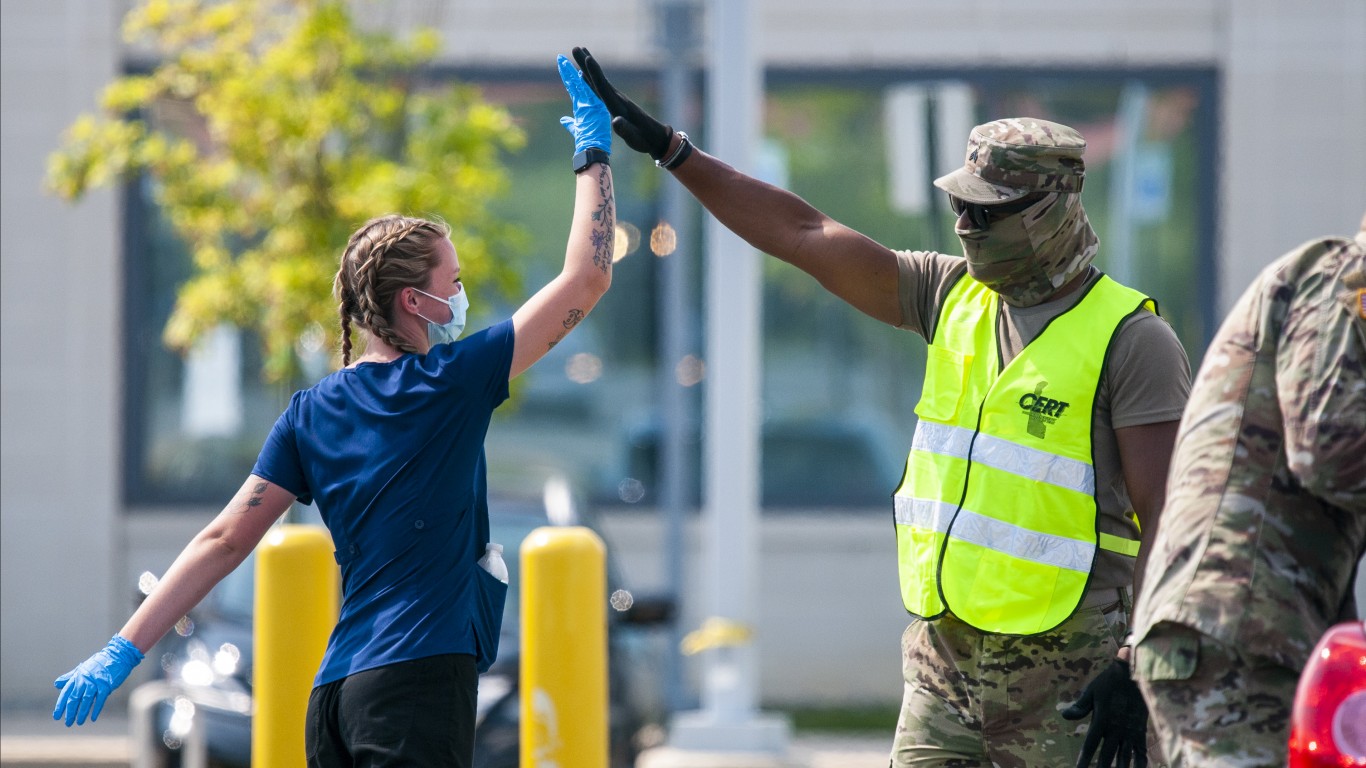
[3,0,1364,711]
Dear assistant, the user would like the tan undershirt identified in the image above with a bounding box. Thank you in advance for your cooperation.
[894,249,1192,590]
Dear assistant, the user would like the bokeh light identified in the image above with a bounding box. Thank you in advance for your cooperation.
[173,616,195,637]
[675,354,706,387]
[650,222,677,257]
[613,221,640,262]
[213,643,241,676]
[296,321,326,355]
[617,477,646,504]
[138,571,160,596]
[565,352,602,384]
[610,589,634,612]
[180,659,214,687]
[168,697,195,740]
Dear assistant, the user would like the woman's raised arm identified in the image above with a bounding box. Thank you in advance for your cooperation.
[510,55,615,378]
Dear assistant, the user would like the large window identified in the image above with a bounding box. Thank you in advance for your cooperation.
[123,66,1217,509]
[123,174,294,505]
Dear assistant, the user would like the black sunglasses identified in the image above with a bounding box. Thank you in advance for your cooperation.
[949,192,1047,230]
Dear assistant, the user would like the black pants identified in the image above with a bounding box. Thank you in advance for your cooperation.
[306,654,478,768]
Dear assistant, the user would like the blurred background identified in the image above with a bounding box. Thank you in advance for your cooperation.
[3,0,1364,735]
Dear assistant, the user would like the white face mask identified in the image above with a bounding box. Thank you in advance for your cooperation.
[414,286,469,347]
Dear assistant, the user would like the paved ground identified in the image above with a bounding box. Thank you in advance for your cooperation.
[1,712,131,768]
[1,710,889,768]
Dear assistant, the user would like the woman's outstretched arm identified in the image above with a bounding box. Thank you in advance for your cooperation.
[53,476,293,725]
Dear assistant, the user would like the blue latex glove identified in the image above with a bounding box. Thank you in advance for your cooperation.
[53,635,144,726]
[573,46,674,160]
[1062,658,1150,768]
[557,54,612,155]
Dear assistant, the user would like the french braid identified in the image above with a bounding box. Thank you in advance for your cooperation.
[333,214,452,366]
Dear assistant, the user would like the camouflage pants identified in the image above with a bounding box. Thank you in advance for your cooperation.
[891,596,1162,768]
[1134,624,1297,768]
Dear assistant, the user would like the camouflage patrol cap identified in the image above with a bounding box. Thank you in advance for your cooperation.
[933,117,1087,203]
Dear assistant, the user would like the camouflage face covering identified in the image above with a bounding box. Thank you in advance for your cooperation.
[959,192,1099,307]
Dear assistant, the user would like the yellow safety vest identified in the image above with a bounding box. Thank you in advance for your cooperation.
[894,273,1154,635]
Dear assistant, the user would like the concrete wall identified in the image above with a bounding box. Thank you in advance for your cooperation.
[1220,0,1366,307]
[3,0,1364,711]
[1,1,123,710]
[425,0,1366,311]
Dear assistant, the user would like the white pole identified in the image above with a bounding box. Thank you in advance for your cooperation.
[700,0,762,721]
[653,0,703,717]
[656,0,790,757]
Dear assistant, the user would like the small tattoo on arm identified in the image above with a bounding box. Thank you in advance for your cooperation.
[549,308,585,350]
[233,482,268,514]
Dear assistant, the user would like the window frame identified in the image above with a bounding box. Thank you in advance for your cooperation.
[120,62,1220,508]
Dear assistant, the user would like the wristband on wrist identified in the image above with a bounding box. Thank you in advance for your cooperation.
[656,131,693,170]
[573,148,610,174]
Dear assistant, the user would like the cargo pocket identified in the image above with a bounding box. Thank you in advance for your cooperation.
[472,567,508,674]
[914,345,972,422]
[1134,623,1200,682]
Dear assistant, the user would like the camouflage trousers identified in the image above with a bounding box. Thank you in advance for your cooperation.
[891,593,1165,768]
[1134,624,1297,768]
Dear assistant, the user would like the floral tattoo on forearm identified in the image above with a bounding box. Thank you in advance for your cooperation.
[589,166,614,274]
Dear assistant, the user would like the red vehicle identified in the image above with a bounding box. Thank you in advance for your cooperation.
[1288,620,1366,767]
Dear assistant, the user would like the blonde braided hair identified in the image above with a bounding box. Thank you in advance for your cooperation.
[334,215,452,366]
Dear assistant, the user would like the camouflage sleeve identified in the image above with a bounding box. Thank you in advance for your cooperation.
[895,249,967,341]
[1276,239,1366,512]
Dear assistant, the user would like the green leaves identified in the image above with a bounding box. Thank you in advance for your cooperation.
[48,0,525,382]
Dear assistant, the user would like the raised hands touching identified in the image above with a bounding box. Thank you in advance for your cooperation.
[572,46,677,162]
[557,52,612,171]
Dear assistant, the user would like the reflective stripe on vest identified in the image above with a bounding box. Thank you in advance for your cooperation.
[894,273,1153,635]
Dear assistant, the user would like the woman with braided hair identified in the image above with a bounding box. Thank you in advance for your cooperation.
[52,54,614,767]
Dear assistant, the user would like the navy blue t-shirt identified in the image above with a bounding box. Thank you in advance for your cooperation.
[251,320,514,686]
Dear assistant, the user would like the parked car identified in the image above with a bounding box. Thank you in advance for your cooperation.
[601,417,903,509]
[1287,619,1366,767]
[132,485,674,768]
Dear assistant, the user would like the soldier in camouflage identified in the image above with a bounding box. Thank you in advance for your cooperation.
[1131,213,1366,767]
[893,118,1184,768]
[574,47,1191,768]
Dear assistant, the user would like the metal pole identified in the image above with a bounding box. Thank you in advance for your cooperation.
[701,0,761,722]
[662,0,789,755]
[130,681,177,768]
[653,0,702,716]
[924,92,946,254]
[1108,80,1149,287]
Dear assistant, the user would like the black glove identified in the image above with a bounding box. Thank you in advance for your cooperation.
[572,46,674,161]
[1061,658,1149,768]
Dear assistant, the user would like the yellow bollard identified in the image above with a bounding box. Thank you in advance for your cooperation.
[521,526,608,768]
[253,524,338,768]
